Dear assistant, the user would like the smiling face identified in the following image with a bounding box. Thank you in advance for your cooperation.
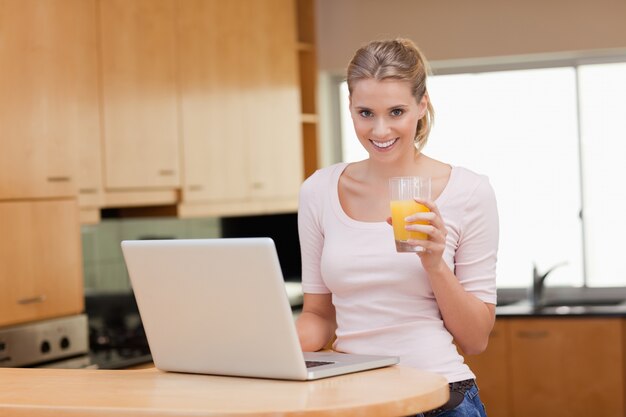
[349,78,427,162]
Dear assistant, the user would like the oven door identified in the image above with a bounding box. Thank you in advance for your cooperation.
[35,354,97,369]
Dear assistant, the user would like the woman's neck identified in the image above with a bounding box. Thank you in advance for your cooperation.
[363,151,428,180]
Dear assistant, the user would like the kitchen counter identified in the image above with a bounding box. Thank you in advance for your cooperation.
[0,366,449,417]
[496,286,626,317]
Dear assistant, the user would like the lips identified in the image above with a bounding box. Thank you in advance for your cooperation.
[370,138,398,149]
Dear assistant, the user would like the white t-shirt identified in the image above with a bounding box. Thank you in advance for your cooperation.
[298,162,499,382]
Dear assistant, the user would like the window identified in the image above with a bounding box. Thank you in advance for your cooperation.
[578,62,626,287]
[338,62,626,288]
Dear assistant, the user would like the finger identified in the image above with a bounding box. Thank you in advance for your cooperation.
[406,240,433,254]
[413,198,443,219]
[412,198,446,230]
[407,239,443,254]
[406,224,444,241]
[386,216,393,226]
[405,211,436,223]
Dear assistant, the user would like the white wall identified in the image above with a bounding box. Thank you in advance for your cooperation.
[315,0,626,73]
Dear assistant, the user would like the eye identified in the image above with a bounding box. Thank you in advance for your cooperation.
[359,110,373,118]
[390,108,404,117]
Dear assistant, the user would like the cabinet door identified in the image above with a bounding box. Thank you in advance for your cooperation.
[462,320,511,417]
[0,0,98,200]
[0,200,84,328]
[178,0,302,205]
[74,1,103,209]
[178,0,248,202]
[99,0,180,190]
[241,0,302,200]
[509,318,623,417]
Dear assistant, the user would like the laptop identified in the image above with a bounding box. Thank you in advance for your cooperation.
[121,237,399,380]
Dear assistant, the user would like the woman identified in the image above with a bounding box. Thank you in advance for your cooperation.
[295,38,499,416]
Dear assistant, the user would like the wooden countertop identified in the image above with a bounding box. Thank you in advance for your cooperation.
[0,365,449,417]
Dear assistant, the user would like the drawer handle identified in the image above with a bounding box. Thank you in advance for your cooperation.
[188,185,204,191]
[79,188,98,194]
[18,295,47,305]
[47,176,71,183]
[517,330,549,339]
[158,169,175,176]
[251,182,264,189]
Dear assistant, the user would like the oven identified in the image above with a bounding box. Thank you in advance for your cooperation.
[0,314,94,369]
[0,293,153,370]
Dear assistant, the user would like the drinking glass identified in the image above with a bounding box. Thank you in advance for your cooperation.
[389,176,432,252]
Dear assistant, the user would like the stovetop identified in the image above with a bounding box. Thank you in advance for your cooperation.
[85,291,152,369]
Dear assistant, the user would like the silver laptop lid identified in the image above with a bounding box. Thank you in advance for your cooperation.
[121,238,309,380]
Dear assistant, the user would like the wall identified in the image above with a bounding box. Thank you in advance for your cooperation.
[313,0,626,167]
[81,218,220,292]
[315,0,626,73]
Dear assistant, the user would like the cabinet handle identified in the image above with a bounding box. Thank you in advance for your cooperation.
[516,330,549,339]
[251,182,264,189]
[158,169,175,176]
[18,295,47,305]
[79,188,98,194]
[47,176,71,183]
[188,185,204,191]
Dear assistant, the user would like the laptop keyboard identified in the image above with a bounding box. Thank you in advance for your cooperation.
[305,360,334,368]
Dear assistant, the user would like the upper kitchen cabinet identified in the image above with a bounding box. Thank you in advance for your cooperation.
[295,0,320,179]
[0,0,100,201]
[98,0,181,197]
[177,0,303,217]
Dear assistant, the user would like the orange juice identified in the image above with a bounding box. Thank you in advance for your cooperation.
[390,200,430,245]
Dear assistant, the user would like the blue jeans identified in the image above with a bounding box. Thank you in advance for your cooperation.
[413,384,488,417]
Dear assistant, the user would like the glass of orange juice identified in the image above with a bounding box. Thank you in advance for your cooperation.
[389,176,432,252]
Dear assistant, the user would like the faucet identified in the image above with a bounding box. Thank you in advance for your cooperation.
[531,261,568,308]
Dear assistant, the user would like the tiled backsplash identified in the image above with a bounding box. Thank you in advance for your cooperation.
[81,217,221,292]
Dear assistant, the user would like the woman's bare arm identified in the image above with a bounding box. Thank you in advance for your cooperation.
[295,293,337,352]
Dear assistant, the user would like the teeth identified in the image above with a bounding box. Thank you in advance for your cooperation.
[372,138,397,148]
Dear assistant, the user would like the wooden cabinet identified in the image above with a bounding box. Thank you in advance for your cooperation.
[296,0,320,179]
[2,0,313,218]
[0,200,84,328]
[463,317,625,417]
[241,0,302,201]
[98,0,180,191]
[177,0,245,205]
[462,320,511,417]
[0,0,99,200]
[509,318,623,417]
[177,0,302,216]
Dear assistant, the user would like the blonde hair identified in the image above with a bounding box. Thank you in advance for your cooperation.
[346,38,434,152]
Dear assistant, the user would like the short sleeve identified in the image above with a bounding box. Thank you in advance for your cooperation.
[298,171,331,294]
[454,176,499,304]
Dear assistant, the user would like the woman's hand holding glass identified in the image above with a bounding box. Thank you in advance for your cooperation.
[387,197,448,272]
[404,198,447,271]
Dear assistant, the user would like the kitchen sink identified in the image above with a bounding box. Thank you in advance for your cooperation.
[496,297,626,313]
[496,287,626,315]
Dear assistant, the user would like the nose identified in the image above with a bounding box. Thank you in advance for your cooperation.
[372,117,391,138]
